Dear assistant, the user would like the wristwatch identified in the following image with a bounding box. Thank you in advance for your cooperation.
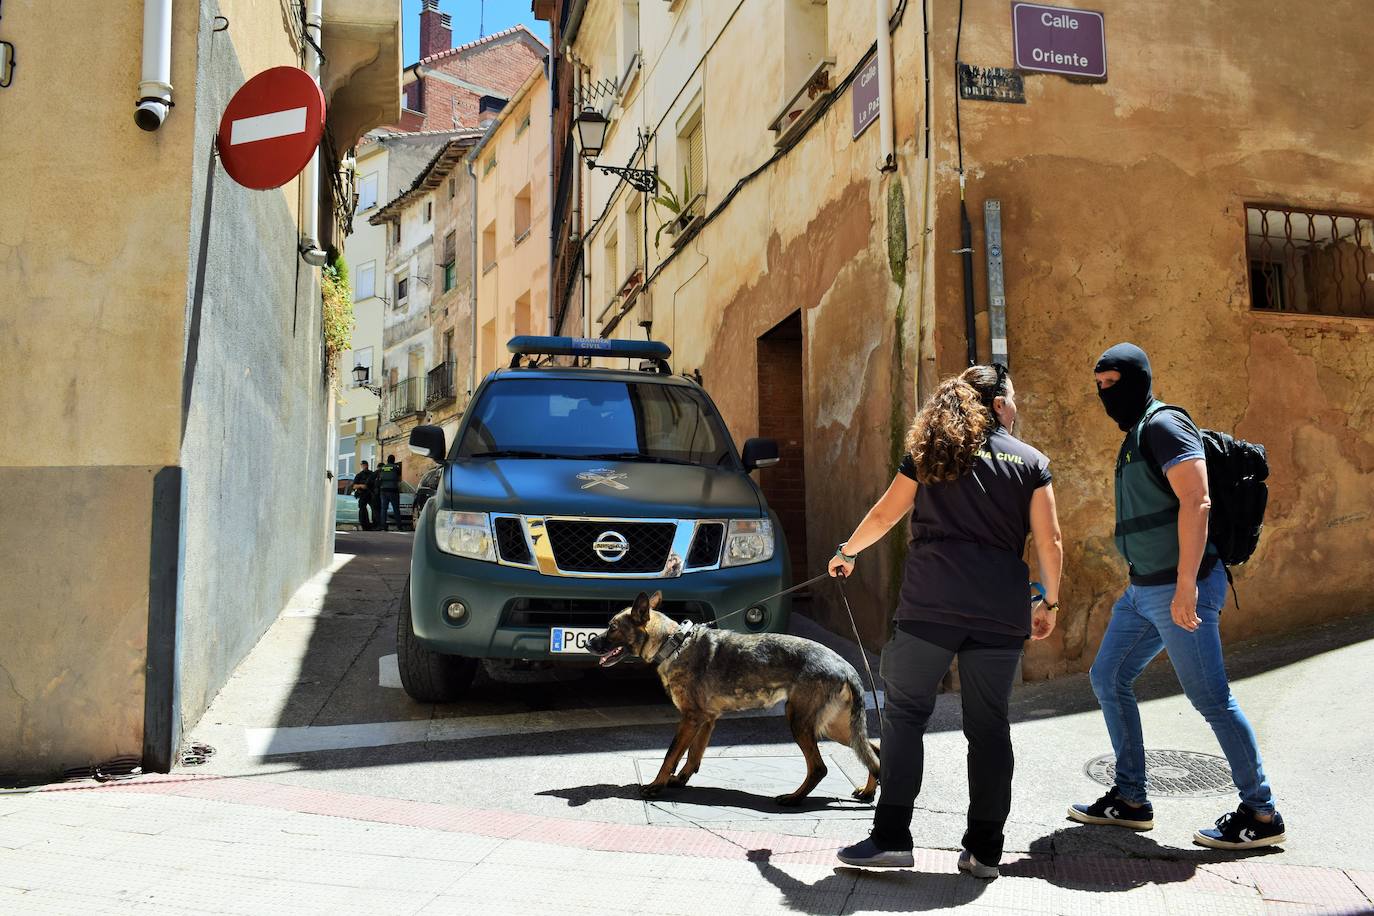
[835,544,857,563]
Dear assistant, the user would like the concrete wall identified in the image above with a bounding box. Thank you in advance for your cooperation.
[925,0,1374,677]
[0,0,200,776]
[175,0,333,725]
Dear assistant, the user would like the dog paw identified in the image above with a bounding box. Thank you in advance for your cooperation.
[774,793,802,807]
[851,788,876,803]
[640,783,665,799]
[667,773,691,788]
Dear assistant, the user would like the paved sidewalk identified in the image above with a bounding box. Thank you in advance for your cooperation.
[3,773,1372,915]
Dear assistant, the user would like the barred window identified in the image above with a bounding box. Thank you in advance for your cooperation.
[1246,204,1374,318]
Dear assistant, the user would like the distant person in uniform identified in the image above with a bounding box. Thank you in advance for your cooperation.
[831,364,1063,879]
[376,454,403,531]
[351,461,375,530]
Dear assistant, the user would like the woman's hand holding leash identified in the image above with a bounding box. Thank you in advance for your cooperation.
[829,543,856,578]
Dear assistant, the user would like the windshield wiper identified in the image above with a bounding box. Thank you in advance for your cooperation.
[582,452,700,467]
[468,449,574,460]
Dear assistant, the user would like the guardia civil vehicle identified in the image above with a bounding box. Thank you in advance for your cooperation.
[398,336,791,701]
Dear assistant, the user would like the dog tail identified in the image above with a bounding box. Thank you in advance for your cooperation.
[847,680,881,775]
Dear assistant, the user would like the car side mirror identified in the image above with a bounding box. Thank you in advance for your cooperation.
[409,425,447,462]
[741,437,780,471]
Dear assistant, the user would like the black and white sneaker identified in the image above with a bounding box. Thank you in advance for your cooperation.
[1067,786,1155,830]
[1194,806,1286,850]
[836,836,914,868]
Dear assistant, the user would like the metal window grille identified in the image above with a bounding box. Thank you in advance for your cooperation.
[1246,204,1374,318]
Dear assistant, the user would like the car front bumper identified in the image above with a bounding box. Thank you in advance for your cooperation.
[408,505,792,660]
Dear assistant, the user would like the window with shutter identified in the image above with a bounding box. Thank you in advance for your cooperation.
[443,232,457,291]
[686,120,705,204]
[628,201,644,268]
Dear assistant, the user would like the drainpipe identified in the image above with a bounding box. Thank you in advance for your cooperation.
[135,0,173,130]
[467,157,479,397]
[546,54,556,335]
[875,0,895,170]
[299,0,328,265]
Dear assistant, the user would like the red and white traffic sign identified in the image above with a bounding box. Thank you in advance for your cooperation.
[216,66,325,190]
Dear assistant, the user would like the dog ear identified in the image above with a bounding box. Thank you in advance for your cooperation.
[648,590,663,611]
[630,592,651,625]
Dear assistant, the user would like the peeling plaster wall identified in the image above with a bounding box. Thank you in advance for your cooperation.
[923,1,1374,677]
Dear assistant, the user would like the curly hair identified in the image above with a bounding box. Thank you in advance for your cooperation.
[903,365,1006,484]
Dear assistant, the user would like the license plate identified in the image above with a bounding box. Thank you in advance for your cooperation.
[550,627,603,655]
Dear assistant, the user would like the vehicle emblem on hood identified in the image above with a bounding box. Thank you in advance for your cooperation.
[593,530,630,562]
[577,468,629,490]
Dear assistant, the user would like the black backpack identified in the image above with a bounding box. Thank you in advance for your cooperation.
[1142,407,1270,568]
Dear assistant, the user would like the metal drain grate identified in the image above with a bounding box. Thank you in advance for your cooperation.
[1085,749,1236,798]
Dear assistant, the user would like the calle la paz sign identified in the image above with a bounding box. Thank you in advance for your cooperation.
[1011,2,1106,80]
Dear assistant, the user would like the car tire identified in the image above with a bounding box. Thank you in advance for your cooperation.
[397,578,478,703]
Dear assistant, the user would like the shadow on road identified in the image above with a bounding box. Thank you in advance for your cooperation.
[537,781,870,813]
[746,849,988,913]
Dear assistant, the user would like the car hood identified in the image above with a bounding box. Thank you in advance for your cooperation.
[442,459,763,519]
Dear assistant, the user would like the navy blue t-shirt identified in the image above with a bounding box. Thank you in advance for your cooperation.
[894,428,1051,638]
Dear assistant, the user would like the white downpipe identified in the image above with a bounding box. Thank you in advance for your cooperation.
[135,0,173,131]
[300,0,327,263]
[876,0,895,169]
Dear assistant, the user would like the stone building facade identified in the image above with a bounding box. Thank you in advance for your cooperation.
[542,0,1374,678]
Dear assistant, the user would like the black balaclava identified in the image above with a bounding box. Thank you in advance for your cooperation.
[1094,343,1154,431]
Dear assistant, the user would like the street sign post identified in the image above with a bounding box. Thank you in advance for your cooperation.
[216,66,325,190]
[1012,2,1107,80]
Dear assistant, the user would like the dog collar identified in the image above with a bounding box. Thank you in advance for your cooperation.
[649,621,696,665]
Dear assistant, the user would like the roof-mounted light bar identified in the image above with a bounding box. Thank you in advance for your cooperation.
[507,336,673,373]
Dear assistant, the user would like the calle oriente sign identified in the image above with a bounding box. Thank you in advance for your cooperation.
[1011,2,1106,80]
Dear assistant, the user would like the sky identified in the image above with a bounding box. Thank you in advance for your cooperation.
[401,0,552,63]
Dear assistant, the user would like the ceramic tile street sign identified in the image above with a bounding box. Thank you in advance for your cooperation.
[958,64,1027,103]
[852,54,880,139]
[1012,2,1107,80]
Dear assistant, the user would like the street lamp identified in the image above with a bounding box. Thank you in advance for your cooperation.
[352,364,381,395]
[575,106,658,195]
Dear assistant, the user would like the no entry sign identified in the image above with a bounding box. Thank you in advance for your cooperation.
[1012,3,1107,80]
[216,66,325,190]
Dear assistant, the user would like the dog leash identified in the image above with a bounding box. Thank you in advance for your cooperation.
[702,570,885,734]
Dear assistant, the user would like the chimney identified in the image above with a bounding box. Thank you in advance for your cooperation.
[419,0,453,60]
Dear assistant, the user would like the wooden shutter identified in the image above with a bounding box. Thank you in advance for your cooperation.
[686,120,705,201]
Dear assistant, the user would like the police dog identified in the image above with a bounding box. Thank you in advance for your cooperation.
[588,591,880,805]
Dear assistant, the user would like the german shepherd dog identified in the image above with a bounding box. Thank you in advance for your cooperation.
[587,591,881,805]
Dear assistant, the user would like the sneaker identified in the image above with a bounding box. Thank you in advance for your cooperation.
[957,849,999,879]
[836,836,914,868]
[1067,786,1155,830]
[1193,806,1286,850]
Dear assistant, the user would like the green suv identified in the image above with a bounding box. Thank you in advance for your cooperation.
[397,336,791,701]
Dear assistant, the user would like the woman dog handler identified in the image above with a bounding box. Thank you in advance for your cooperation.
[829,365,1063,878]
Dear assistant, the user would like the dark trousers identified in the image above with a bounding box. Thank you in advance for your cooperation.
[873,628,1022,864]
[379,489,402,529]
[355,494,373,529]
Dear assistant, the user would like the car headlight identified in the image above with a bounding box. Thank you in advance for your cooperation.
[435,510,495,561]
[722,518,775,567]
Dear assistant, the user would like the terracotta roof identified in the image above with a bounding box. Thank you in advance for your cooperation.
[412,23,547,68]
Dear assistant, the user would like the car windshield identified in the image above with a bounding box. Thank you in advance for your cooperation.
[455,377,737,468]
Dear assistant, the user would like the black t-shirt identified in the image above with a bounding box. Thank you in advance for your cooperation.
[1141,408,1206,474]
[894,427,1052,638]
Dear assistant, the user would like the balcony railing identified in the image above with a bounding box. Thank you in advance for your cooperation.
[425,361,457,408]
[387,377,423,421]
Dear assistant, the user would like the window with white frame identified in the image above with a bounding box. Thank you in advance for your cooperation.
[782,0,829,101]
[355,260,376,300]
[357,172,379,210]
[679,108,706,219]
[338,435,356,478]
[619,1,641,89]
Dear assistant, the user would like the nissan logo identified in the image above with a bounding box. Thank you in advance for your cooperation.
[593,530,630,563]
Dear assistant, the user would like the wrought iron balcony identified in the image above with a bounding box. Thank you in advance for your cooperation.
[387,377,424,421]
[425,361,457,408]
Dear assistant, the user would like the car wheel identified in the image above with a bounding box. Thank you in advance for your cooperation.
[396,578,478,703]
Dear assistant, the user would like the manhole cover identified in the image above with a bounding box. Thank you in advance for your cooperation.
[1085,749,1235,798]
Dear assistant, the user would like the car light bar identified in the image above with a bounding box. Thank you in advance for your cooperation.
[507,336,673,372]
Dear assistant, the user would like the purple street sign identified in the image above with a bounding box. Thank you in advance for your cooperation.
[1012,2,1106,80]
[852,54,880,139]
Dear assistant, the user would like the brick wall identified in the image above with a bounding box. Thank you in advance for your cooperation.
[419,4,452,60]
[756,313,808,578]
[406,36,543,133]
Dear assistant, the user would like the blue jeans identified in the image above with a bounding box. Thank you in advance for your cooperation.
[1089,564,1275,814]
